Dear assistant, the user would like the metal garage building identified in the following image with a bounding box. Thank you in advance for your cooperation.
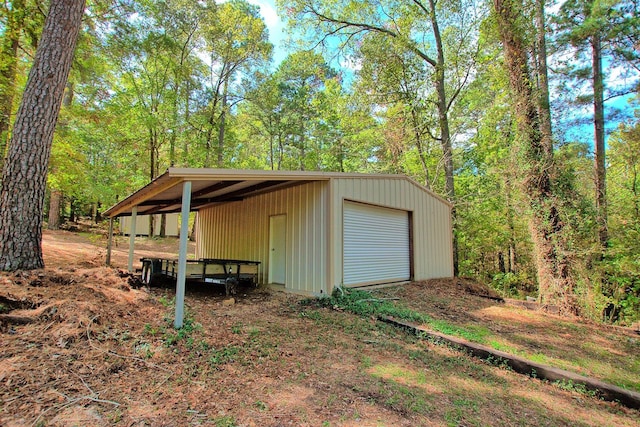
[104,168,453,299]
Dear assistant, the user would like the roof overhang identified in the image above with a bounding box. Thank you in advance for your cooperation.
[103,168,336,218]
[103,167,453,218]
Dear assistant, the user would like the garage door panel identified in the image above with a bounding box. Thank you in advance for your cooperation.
[343,201,410,286]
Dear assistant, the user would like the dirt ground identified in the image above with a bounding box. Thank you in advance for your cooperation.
[1,230,639,426]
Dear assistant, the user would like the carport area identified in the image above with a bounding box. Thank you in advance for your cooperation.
[103,168,331,327]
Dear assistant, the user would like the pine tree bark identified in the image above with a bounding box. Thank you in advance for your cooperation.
[160,213,166,238]
[592,32,608,250]
[0,0,85,271]
[534,0,554,156]
[494,0,578,314]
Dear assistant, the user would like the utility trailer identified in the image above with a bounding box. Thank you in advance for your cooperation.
[140,257,260,296]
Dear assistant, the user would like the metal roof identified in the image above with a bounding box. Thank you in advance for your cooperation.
[103,167,451,218]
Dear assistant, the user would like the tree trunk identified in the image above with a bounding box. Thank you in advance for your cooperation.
[427,0,458,276]
[94,201,101,223]
[217,78,229,167]
[47,190,63,230]
[508,243,517,274]
[47,80,73,231]
[269,134,275,170]
[494,0,578,315]
[592,32,608,250]
[0,0,85,271]
[69,197,76,223]
[204,63,225,168]
[534,0,554,157]
[182,79,191,166]
[504,164,518,274]
[160,213,166,238]
[189,214,196,242]
[410,107,431,189]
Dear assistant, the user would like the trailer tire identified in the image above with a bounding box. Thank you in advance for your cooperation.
[225,277,238,296]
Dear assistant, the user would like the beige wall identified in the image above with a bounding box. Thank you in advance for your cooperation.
[196,181,328,296]
[329,177,453,290]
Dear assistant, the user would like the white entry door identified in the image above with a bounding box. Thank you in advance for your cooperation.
[268,214,286,284]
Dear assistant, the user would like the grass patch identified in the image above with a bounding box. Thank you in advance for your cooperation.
[445,398,481,427]
[356,376,433,416]
[309,288,430,323]
[212,415,237,427]
[308,288,489,343]
[209,345,241,368]
[429,319,490,343]
[370,363,428,386]
[553,379,599,398]
[488,340,549,364]
[162,310,202,347]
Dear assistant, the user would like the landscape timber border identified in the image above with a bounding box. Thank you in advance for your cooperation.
[380,316,640,410]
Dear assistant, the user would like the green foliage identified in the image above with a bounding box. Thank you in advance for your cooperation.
[208,345,241,368]
[553,379,598,398]
[163,313,201,347]
[157,294,173,307]
[159,304,202,347]
[314,288,490,343]
[254,400,268,411]
[600,255,640,324]
[317,288,431,324]
[212,415,238,427]
[596,122,640,324]
[425,321,490,344]
[491,272,536,298]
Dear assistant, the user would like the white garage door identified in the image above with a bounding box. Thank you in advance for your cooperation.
[343,201,410,286]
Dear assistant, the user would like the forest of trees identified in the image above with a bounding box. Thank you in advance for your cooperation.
[0,0,638,323]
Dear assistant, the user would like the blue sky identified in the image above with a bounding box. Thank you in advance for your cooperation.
[245,0,288,65]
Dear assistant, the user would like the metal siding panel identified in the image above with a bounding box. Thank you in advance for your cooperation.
[301,186,308,291]
[317,183,326,291]
[343,201,410,286]
[288,188,296,289]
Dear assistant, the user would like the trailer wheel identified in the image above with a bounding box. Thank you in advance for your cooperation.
[225,277,238,296]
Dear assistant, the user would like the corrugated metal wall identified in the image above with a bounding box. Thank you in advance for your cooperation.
[196,181,328,295]
[330,178,453,289]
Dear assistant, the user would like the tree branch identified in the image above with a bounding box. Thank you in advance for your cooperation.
[303,4,437,67]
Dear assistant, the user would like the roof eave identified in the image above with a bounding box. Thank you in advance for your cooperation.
[103,171,181,218]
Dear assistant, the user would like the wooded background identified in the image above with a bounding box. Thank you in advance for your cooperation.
[0,0,638,323]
